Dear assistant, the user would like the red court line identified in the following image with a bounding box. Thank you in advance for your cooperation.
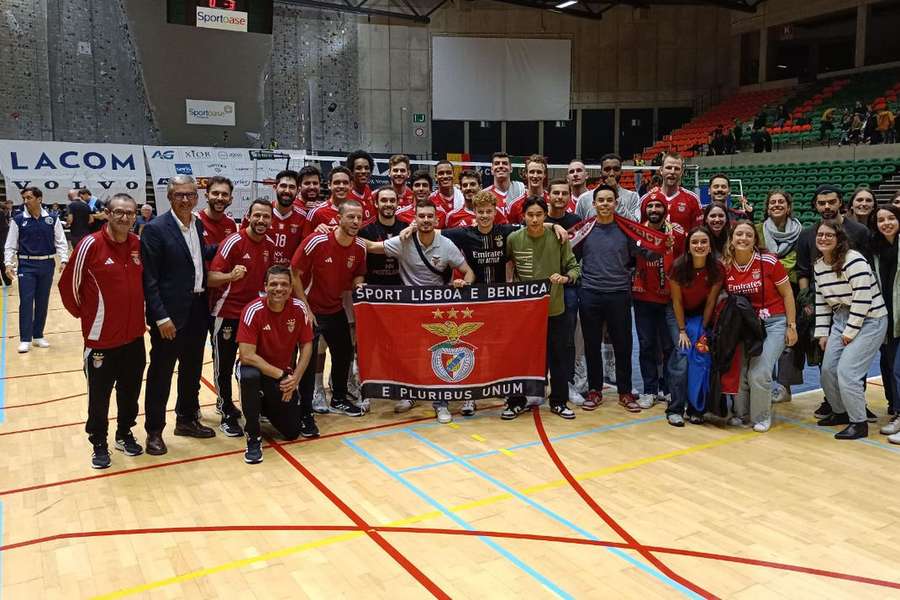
[532,408,719,600]
[869,381,884,388]
[0,413,459,497]
[4,329,81,339]
[4,523,899,592]
[1,392,85,409]
[269,439,450,600]
[0,367,83,380]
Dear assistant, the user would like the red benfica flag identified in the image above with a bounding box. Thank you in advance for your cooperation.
[568,215,668,253]
[353,282,550,402]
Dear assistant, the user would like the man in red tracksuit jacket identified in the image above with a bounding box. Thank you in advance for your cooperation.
[59,194,148,470]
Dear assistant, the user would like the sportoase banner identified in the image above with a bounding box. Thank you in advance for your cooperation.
[0,140,145,204]
[353,282,550,402]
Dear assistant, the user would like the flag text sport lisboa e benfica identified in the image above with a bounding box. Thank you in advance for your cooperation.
[353,282,551,402]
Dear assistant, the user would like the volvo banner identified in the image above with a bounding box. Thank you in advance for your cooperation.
[0,140,146,205]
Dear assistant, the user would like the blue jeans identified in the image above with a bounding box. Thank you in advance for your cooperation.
[633,300,674,395]
[17,259,55,343]
[735,315,786,425]
[821,310,887,423]
[664,308,692,416]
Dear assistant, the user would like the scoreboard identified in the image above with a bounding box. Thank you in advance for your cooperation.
[167,0,273,34]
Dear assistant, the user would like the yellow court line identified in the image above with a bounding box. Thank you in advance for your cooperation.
[92,425,768,599]
[499,448,515,457]
[471,434,487,442]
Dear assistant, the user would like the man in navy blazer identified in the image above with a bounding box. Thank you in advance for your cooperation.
[142,175,217,455]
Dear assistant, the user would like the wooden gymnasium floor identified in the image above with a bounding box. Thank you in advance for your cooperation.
[2,277,900,600]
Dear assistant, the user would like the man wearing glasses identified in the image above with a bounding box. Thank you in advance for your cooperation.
[141,175,217,456]
[59,194,147,469]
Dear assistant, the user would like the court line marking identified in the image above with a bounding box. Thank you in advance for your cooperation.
[3,328,81,339]
[534,408,725,600]
[345,435,576,600]
[777,416,900,455]
[268,438,450,600]
[5,524,900,592]
[403,428,702,599]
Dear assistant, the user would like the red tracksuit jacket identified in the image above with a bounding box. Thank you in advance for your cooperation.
[58,226,146,349]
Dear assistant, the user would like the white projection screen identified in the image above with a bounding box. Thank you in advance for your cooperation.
[431,36,572,121]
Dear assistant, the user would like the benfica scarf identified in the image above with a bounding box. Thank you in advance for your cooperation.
[568,215,669,254]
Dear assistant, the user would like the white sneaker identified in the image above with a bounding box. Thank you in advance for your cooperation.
[435,406,452,424]
[771,383,791,404]
[32,338,50,348]
[461,400,476,416]
[17,341,30,353]
[727,416,746,427]
[312,386,329,414]
[636,394,656,409]
[394,398,416,413]
[888,430,900,445]
[656,393,672,405]
[752,418,772,433]
[358,398,371,413]
[880,415,900,435]
[568,387,585,406]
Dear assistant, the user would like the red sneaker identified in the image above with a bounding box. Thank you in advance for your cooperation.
[618,393,642,413]
[582,390,602,411]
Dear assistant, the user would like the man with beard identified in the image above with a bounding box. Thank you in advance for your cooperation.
[640,153,701,232]
[237,265,314,464]
[506,154,552,224]
[396,171,447,227]
[346,150,376,220]
[631,191,684,410]
[267,170,307,266]
[797,184,873,422]
[304,166,352,237]
[447,170,509,227]
[388,154,415,208]
[484,152,525,211]
[430,160,465,212]
[292,201,368,432]
[295,165,323,211]
[364,199,475,422]
[708,174,753,219]
[575,154,641,222]
[359,187,405,286]
[208,199,276,437]
[198,176,238,251]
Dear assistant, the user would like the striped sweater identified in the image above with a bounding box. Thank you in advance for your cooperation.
[813,249,887,339]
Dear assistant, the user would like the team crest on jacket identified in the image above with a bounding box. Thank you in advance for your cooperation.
[92,352,104,369]
[44,216,53,225]
[222,325,233,340]
[130,251,141,265]
[287,318,296,333]
[347,255,356,269]
[494,235,504,248]
[422,319,484,383]
[263,250,270,263]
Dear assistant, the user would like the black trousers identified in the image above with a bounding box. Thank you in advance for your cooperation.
[144,294,208,434]
[579,289,633,394]
[211,316,241,419]
[509,314,571,409]
[239,365,301,440]
[299,310,353,415]
[84,338,146,446]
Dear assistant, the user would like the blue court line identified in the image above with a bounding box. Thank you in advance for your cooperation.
[401,429,702,600]
[396,415,664,475]
[778,416,900,455]
[349,409,502,441]
[344,437,576,599]
[0,286,7,424]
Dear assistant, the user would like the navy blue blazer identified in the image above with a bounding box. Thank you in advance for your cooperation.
[141,211,215,330]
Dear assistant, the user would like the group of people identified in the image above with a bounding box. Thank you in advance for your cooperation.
[5,148,899,469]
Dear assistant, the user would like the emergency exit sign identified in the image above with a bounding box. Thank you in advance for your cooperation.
[413,113,426,123]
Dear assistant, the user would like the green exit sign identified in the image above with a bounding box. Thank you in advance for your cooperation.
[413,113,426,123]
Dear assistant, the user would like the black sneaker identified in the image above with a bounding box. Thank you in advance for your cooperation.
[300,416,320,438]
[866,407,878,423]
[330,399,363,417]
[220,416,244,437]
[92,444,111,469]
[549,404,576,420]
[244,437,263,464]
[501,404,527,420]
[813,400,833,419]
[114,433,143,456]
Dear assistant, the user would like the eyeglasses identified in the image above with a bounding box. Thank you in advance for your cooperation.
[171,192,198,201]
[109,209,136,219]
[816,232,836,239]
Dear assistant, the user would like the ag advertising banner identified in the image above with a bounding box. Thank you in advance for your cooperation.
[353,282,550,401]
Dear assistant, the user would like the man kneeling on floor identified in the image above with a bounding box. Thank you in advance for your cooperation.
[236,265,314,464]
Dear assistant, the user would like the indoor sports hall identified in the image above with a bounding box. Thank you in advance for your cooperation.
[2,0,900,598]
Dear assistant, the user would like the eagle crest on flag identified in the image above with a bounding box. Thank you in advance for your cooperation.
[422,321,484,383]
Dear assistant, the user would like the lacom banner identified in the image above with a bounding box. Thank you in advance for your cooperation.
[353,281,550,401]
[144,146,295,217]
[0,140,145,205]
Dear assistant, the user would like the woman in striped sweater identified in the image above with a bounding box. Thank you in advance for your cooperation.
[813,220,887,440]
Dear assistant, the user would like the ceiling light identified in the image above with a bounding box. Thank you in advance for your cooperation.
[555,1,577,8]
[777,64,788,69]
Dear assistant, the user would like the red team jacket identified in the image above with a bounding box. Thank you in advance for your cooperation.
[59,227,146,349]
[210,230,275,320]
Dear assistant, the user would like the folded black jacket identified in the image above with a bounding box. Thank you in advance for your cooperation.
[706,295,767,416]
